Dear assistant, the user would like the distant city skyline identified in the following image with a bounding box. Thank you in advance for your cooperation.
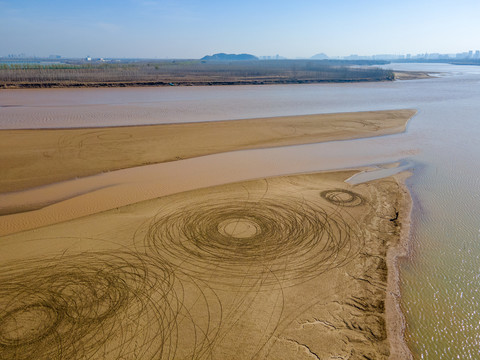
[1,0,480,59]
[3,49,480,62]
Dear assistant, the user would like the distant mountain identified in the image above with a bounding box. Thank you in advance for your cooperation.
[201,53,259,61]
[311,53,329,60]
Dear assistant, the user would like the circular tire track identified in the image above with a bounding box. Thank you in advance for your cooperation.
[142,195,363,288]
[320,189,365,207]
[0,304,61,347]
[0,251,179,360]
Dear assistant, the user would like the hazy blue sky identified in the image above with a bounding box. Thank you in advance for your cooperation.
[1,0,479,58]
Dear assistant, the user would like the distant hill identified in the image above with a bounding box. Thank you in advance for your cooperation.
[201,53,259,61]
[311,53,329,60]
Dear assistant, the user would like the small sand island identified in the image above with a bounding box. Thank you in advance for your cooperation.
[0,109,415,359]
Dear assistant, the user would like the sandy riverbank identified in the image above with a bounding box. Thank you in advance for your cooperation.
[0,169,411,359]
[393,71,433,80]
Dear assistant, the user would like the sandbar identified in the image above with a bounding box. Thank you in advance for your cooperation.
[0,109,416,193]
[393,71,432,80]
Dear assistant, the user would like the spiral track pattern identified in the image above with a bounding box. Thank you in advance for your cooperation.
[0,251,180,360]
[320,189,365,207]
[143,195,363,288]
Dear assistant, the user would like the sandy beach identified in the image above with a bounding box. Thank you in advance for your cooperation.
[0,109,415,359]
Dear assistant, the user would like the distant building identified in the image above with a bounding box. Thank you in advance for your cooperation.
[259,55,287,60]
[426,53,441,59]
[7,53,26,58]
[372,54,403,60]
[344,54,373,60]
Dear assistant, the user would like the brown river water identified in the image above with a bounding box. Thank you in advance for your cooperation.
[2,63,480,359]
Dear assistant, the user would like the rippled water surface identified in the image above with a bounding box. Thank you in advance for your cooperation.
[2,63,480,359]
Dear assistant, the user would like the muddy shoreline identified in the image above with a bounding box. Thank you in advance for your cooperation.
[0,70,430,89]
[386,172,413,359]
[1,78,397,89]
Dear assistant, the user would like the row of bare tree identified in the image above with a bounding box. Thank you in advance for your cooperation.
[0,60,394,86]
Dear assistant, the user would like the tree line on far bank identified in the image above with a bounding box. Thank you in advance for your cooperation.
[0,60,394,87]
